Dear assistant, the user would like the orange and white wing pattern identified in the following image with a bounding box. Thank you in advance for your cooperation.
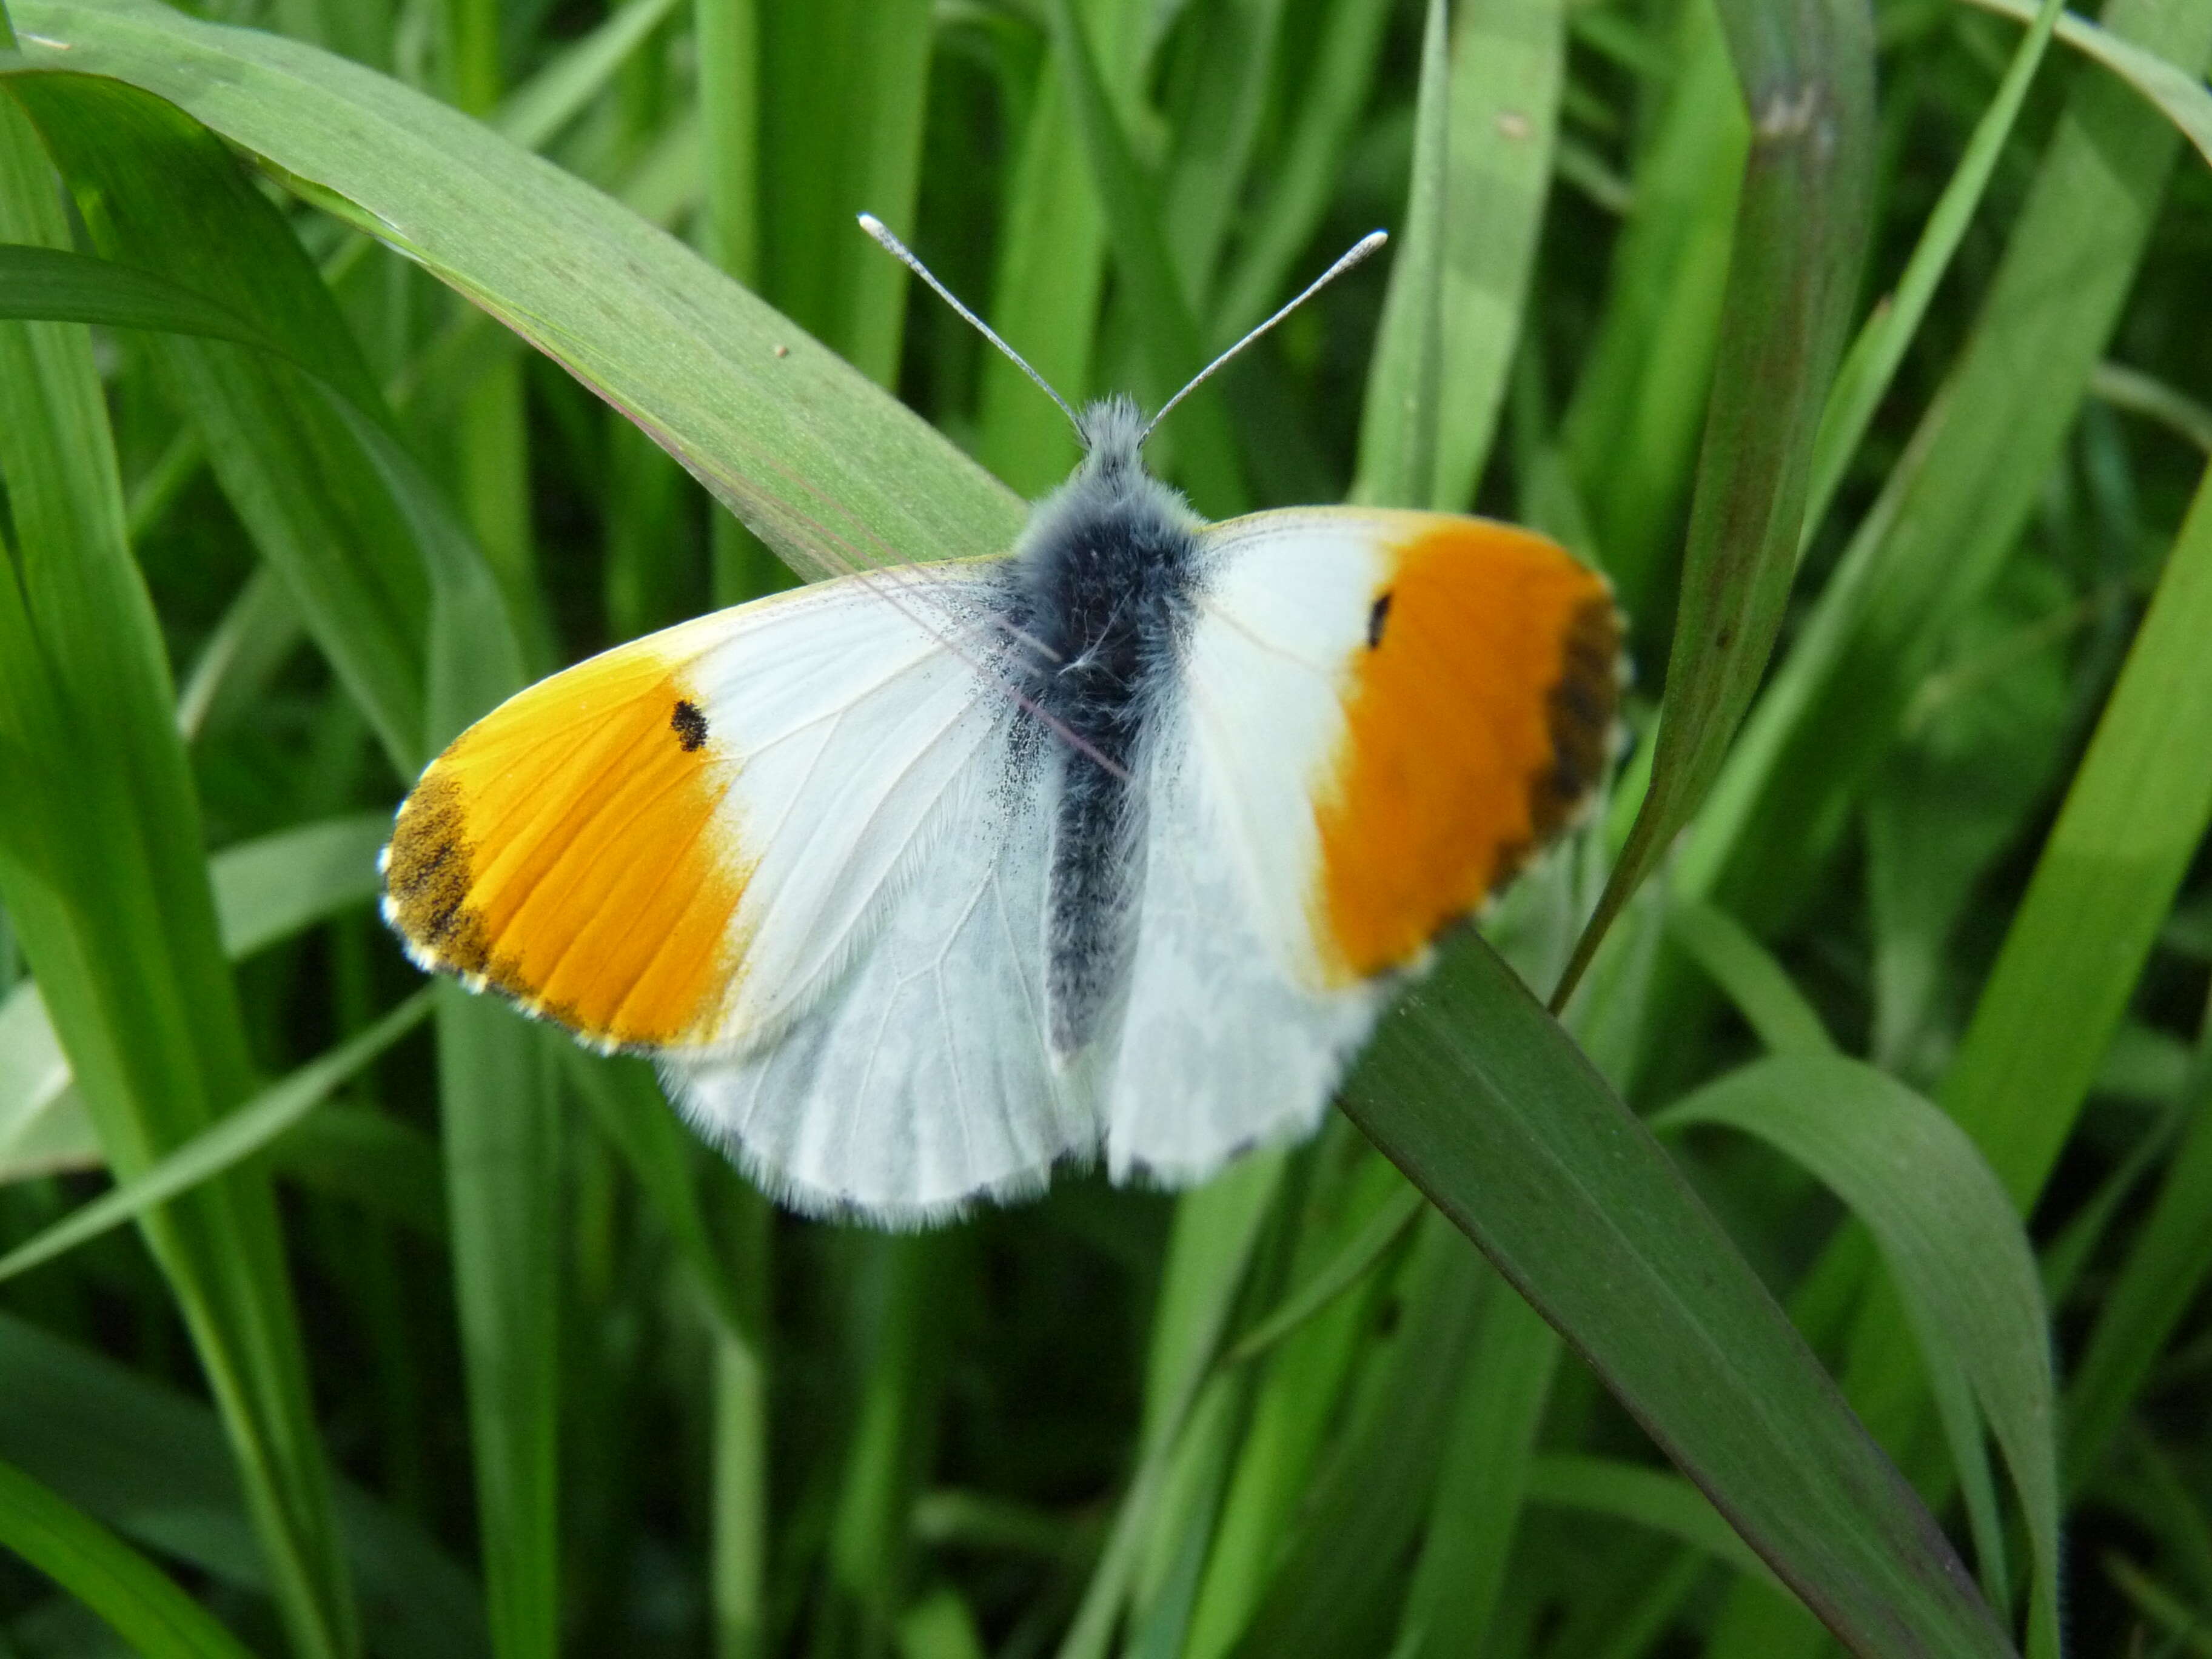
[381,602,762,1051]
[381,566,1089,1222]
[1101,508,1620,1181]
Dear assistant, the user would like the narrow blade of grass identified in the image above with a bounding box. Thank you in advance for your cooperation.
[1557,0,1746,612]
[8,79,431,774]
[2066,1020,2212,1487]
[1678,0,2212,933]
[0,1455,259,1659]
[1667,899,1838,1059]
[1941,458,2212,1205]
[1963,0,2212,169]
[1048,0,1248,515]
[1801,0,2068,544]
[1525,1454,1781,1586]
[975,0,1151,496]
[1431,0,1564,509]
[1223,1217,1491,1659]
[0,993,429,1286]
[1209,0,1396,346]
[1350,0,1448,509]
[1395,1287,1562,1655]
[1553,0,1875,1007]
[1058,1153,1284,1659]
[0,1311,487,1659]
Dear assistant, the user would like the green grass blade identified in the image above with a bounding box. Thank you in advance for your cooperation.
[1557,0,1746,611]
[6,0,1026,582]
[1395,1287,1562,1655]
[1678,0,2212,931]
[1185,1151,1411,1659]
[1351,0,1447,510]
[2066,1025,2212,1487]
[975,0,1151,497]
[1224,1217,1490,1659]
[0,993,429,1287]
[756,0,933,389]
[0,1455,258,1659]
[1656,1056,2062,1658]
[1047,0,1248,515]
[1964,0,2212,168]
[1341,939,2013,1658]
[8,79,431,773]
[1159,0,1282,302]
[212,816,390,959]
[494,0,686,153]
[0,1312,486,1659]
[407,423,559,1659]
[1225,1184,1423,1364]
[0,240,306,354]
[1666,899,1838,1059]
[0,87,359,1659]
[435,995,559,1659]
[3,814,396,1181]
[1525,1454,1781,1586]
[1430,0,1564,509]
[1801,0,2066,545]
[1209,0,1395,345]
[1552,0,1875,1007]
[1058,1154,1284,1659]
[1940,460,2212,1204]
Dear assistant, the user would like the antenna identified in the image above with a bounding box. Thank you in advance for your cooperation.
[857,212,1083,439]
[1140,230,1389,446]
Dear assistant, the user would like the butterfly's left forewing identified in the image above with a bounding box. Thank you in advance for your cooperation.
[384,563,1092,1223]
[1101,508,1620,1181]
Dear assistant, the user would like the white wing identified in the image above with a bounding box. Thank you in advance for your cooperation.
[669,709,1094,1226]
[664,568,1096,1224]
[385,560,1094,1224]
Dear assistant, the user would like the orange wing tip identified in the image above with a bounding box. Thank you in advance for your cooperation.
[1313,523,1628,984]
[379,645,751,1053]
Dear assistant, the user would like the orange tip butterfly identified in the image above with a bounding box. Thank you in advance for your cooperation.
[381,218,1623,1227]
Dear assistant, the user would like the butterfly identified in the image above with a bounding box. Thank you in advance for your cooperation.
[381,219,1622,1227]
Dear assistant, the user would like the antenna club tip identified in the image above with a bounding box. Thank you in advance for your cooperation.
[1359,229,1389,250]
[857,211,885,233]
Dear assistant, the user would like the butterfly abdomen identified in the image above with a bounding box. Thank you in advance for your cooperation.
[1008,399,1204,1057]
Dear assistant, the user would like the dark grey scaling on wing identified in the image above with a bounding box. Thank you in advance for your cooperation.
[670,699,709,752]
[994,395,1204,1058]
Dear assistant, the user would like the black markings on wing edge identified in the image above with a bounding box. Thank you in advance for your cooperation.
[1530,596,1624,838]
[1367,589,1394,649]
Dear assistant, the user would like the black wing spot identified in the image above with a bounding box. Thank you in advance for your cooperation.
[671,699,709,752]
[1367,590,1395,649]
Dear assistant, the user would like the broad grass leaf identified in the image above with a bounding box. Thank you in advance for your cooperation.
[0,89,359,1659]
[3,0,1027,583]
[1656,1056,2062,1658]
[1339,938,2013,1659]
